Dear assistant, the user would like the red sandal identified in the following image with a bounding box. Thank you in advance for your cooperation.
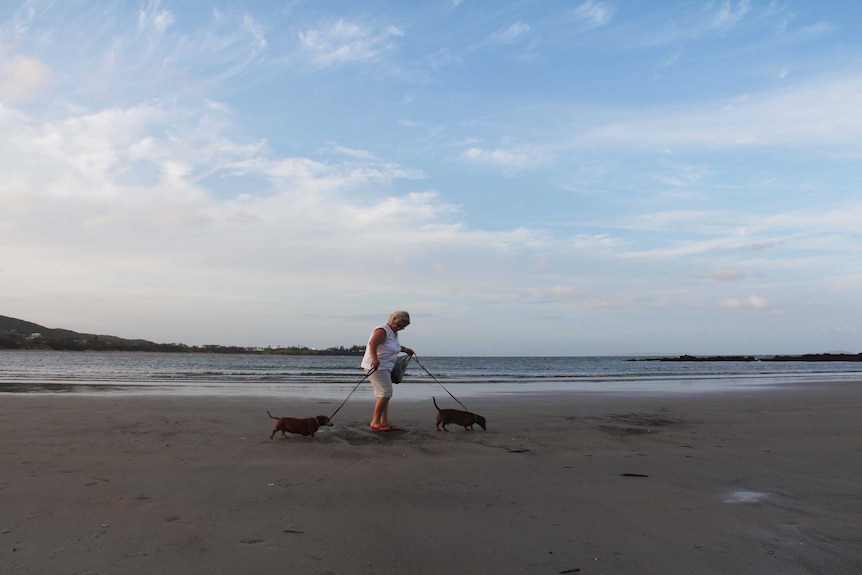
[370,424,401,432]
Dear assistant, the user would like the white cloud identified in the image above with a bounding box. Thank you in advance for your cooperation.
[0,48,51,101]
[548,285,578,299]
[0,98,555,316]
[720,295,769,310]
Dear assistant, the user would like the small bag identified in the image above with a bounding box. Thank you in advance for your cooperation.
[391,354,411,384]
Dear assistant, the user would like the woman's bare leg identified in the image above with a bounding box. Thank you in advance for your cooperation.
[372,397,390,427]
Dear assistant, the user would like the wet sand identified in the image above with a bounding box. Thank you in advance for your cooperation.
[2,382,861,574]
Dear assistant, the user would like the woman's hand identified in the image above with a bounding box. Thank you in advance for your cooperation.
[401,346,414,356]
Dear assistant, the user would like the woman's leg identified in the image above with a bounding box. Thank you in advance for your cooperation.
[368,370,393,428]
[372,396,390,427]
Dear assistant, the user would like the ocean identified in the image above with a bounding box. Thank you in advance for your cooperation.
[1,351,860,400]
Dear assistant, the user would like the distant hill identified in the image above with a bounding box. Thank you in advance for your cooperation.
[0,315,155,347]
[0,315,364,355]
[633,352,862,362]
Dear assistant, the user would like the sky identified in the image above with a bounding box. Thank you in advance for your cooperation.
[1,0,861,356]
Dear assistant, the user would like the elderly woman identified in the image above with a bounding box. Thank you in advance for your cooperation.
[361,310,414,431]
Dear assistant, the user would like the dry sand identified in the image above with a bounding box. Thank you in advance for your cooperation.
[2,382,861,574]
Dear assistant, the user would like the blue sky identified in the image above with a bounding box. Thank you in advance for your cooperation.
[2,0,861,356]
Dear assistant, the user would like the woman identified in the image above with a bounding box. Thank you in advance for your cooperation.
[361,310,414,431]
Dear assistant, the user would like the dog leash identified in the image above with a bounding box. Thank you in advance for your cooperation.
[329,367,376,420]
[411,354,471,412]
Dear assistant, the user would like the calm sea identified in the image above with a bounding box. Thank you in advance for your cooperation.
[1,351,860,399]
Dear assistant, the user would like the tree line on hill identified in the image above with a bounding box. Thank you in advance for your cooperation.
[0,315,364,355]
[634,353,862,362]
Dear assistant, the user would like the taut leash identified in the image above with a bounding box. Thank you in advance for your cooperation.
[329,367,376,420]
[411,354,470,412]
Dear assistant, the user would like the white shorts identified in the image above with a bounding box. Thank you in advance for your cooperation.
[368,369,393,398]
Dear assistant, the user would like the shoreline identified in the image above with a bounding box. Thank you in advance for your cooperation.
[4,372,862,401]
[2,381,860,574]
[3,347,861,359]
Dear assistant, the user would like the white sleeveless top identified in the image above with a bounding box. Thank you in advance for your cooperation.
[360,323,400,371]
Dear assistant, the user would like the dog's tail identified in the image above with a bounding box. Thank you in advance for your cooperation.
[267,410,279,420]
[433,396,440,412]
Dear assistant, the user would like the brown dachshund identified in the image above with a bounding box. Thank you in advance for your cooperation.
[433,397,487,431]
[267,411,333,440]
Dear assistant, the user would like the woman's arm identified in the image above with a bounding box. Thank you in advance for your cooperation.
[367,327,387,369]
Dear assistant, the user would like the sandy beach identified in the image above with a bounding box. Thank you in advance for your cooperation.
[2,383,860,574]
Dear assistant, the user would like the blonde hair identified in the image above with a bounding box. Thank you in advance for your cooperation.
[388,310,411,327]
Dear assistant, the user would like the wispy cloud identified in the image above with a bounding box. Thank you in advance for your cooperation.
[798,21,834,38]
[461,145,546,172]
[298,20,403,69]
[0,7,273,107]
[710,0,751,30]
[487,21,531,45]
[137,1,174,35]
[576,76,862,150]
[320,143,378,160]
[631,0,780,48]
[573,1,615,28]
